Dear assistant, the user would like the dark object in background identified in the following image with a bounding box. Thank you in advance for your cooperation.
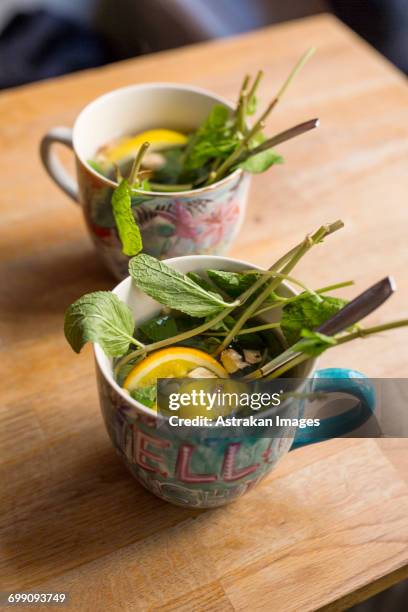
[331,0,408,73]
[348,578,408,611]
[94,0,407,74]
[0,9,114,89]
[94,0,327,56]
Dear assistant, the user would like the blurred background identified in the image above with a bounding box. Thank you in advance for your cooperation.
[0,0,407,90]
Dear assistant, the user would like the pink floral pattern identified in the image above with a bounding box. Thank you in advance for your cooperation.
[77,159,250,279]
[156,201,198,240]
[196,198,240,246]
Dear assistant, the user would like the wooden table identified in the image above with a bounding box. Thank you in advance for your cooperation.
[1,14,407,611]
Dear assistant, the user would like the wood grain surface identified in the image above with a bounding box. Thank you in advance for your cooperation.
[0,14,407,612]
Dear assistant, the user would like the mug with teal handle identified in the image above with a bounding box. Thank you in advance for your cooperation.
[94,255,376,509]
[291,367,375,449]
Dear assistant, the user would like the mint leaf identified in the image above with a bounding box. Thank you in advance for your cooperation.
[180,336,221,353]
[281,294,347,345]
[206,104,230,128]
[64,291,136,356]
[238,149,284,174]
[187,271,220,294]
[140,313,204,343]
[184,105,238,170]
[207,314,236,331]
[207,270,259,297]
[112,179,143,256]
[140,315,178,342]
[295,329,337,356]
[129,254,238,317]
[206,269,278,306]
[130,385,156,408]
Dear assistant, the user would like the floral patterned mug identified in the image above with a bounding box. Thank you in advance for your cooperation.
[40,83,251,279]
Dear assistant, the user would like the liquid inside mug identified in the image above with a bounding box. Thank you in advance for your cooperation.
[94,255,375,509]
[40,83,251,279]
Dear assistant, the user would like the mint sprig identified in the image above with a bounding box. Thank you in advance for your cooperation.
[64,291,143,356]
[111,179,143,257]
[113,220,345,375]
[281,294,347,345]
[62,218,408,386]
[129,254,239,317]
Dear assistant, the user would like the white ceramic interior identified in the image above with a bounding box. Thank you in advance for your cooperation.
[94,255,317,417]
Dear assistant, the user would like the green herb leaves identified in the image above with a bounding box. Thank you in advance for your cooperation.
[111,179,143,256]
[139,314,201,343]
[130,385,157,408]
[207,270,259,297]
[238,149,284,174]
[296,329,337,356]
[64,291,140,356]
[89,54,318,193]
[184,104,238,170]
[139,315,179,343]
[281,294,347,345]
[129,254,238,317]
[64,215,408,392]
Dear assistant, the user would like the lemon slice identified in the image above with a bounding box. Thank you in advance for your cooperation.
[101,129,188,164]
[124,347,227,391]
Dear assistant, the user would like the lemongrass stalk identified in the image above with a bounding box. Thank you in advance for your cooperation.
[253,280,355,318]
[215,220,344,354]
[114,227,332,378]
[148,182,193,192]
[315,280,355,293]
[236,73,250,108]
[246,70,264,107]
[235,119,319,166]
[236,70,264,134]
[207,48,315,185]
[204,321,281,337]
[250,318,408,380]
[276,47,315,100]
[243,269,322,299]
[236,74,250,133]
[264,353,307,379]
[128,142,150,185]
[336,319,408,344]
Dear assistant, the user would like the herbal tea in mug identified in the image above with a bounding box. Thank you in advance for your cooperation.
[84,49,320,269]
[65,218,407,405]
[90,49,317,197]
[63,220,407,507]
[42,49,319,277]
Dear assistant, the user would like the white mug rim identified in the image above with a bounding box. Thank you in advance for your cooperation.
[93,255,317,419]
[72,82,243,197]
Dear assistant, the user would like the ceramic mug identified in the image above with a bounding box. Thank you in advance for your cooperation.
[94,255,375,508]
[40,83,251,279]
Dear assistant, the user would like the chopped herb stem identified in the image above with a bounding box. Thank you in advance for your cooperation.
[129,142,150,184]
[249,318,408,380]
[205,321,280,337]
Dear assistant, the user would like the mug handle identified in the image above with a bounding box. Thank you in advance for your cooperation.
[290,367,375,450]
[40,127,79,203]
